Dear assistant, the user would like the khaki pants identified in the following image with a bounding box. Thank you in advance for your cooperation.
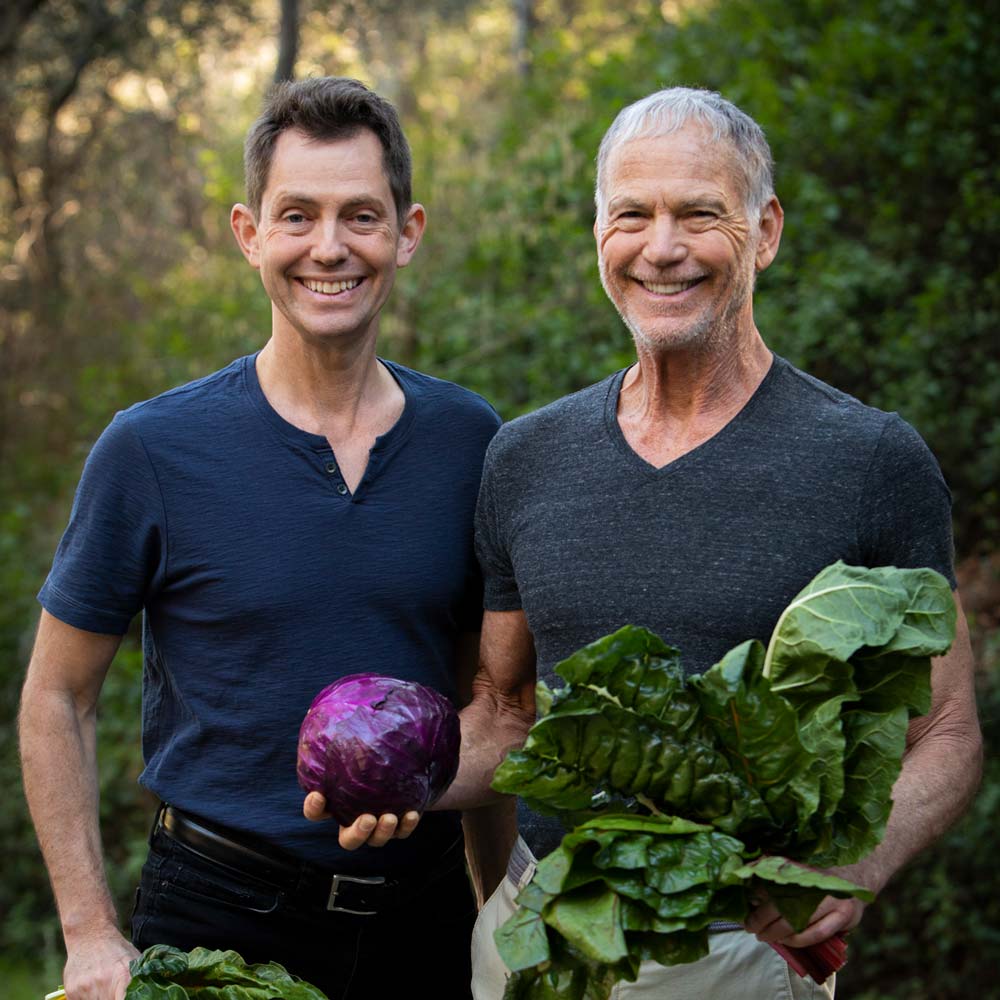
[472,839,835,1000]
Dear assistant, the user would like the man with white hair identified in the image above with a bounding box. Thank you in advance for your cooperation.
[435,87,981,998]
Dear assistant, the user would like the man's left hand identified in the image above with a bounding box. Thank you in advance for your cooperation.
[744,893,865,948]
[302,792,421,849]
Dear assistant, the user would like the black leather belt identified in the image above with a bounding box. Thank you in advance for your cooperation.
[155,804,464,916]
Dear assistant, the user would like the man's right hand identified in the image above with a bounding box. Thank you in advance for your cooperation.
[63,928,139,1000]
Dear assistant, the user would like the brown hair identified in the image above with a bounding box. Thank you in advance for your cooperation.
[243,77,412,223]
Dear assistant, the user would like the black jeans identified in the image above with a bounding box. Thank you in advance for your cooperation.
[131,823,476,999]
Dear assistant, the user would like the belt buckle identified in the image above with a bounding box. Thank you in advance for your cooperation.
[326,873,386,915]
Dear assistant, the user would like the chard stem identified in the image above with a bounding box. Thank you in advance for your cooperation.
[635,793,665,817]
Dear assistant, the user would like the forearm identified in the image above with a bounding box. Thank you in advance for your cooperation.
[437,684,534,811]
[756,721,985,950]
[840,720,983,895]
[19,677,120,943]
[844,602,982,896]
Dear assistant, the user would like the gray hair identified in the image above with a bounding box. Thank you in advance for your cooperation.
[595,87,774,222]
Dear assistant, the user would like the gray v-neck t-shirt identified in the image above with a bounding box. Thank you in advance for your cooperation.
[474,354,955,859]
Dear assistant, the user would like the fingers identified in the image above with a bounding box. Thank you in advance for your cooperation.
[397,810,421,838]
[747,895,864,947]
[776,898,864,948]
[112,959,136,1000]
[304,791,423,848]
[338,813,397,850]
[338,810,422,850]
[303,791,331,821]
[744,901,786,940]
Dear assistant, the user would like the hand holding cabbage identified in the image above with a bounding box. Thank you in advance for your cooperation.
[297,673,460,849]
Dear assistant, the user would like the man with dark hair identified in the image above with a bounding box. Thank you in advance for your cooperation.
[19,76,499,1000]
[242,76,414,225]
[432,87,981,998]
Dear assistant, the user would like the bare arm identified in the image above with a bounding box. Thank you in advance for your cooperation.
[456,629,520,908]
[437,608,538,812]
[749,591,983,947]
[18,610,139,1000]
[453,612,536,905]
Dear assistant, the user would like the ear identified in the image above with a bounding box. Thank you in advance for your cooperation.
[395,203,427,268]
[230,203,261,269]
[754,196,784,273]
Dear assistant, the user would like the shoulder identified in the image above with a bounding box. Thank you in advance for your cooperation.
[114,356,250,438]
[384,360,501,432]
[767,355,945,486]
[487,372,620,466]
[767,356,901,443]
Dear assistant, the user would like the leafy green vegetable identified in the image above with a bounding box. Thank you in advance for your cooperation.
[492,562,955,999]
[124,946,329,1000]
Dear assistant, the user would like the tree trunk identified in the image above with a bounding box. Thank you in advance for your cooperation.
[275,0,299,82]
[512,0,534,78]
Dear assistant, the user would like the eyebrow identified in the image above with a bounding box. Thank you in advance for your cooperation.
[606,195,648,215]
[676,196,728,214]
[270,192,391,215]
[606,193,730,216]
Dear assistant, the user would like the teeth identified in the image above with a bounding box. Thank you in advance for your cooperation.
[302,278,361,294]
[641,278,700,295]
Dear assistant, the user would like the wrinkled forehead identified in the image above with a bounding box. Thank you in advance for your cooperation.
[600,125,751,208]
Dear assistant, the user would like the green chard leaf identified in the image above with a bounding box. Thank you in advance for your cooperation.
[762,562,912,691]
[811,704,911,866]
[125,947,329,1000]
[692,640,824,840]
[495,906,552,972]
[759,562,954,864]
[493,628,767,831]
[545,885,629,964]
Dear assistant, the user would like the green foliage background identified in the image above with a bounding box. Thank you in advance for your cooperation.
[1,1,997,997]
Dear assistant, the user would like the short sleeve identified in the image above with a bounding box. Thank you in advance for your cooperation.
[474,435,523,612]
[857,413,956,588]
[38,412,167,634]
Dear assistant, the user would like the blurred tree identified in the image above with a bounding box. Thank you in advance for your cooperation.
[1,0,260,969]
[0,0,254,473]
[275,0,300,81]
[512,0,536,77]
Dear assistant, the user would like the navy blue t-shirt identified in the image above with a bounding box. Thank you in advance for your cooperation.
[40,353,500,873]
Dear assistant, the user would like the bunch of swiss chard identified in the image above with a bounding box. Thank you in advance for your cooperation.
[124,945,329,1000]
[491,562,956,999]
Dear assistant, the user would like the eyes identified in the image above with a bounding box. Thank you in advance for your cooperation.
[610,207,721,230]
[278,208,384,228]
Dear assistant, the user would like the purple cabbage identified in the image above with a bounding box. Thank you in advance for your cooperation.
[296,673,461,826]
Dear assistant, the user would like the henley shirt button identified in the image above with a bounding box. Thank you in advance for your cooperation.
[325,461,337,474]
[336,483,349,495]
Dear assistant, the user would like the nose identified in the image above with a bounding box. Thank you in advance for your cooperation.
[642,215,687,267]
[310,219,349,265]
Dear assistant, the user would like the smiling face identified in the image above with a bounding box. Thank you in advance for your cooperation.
[231,128,425,349]
[595,125,781,354]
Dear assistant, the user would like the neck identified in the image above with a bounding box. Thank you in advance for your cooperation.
[617,325,772,467]
[255,325,390,436]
